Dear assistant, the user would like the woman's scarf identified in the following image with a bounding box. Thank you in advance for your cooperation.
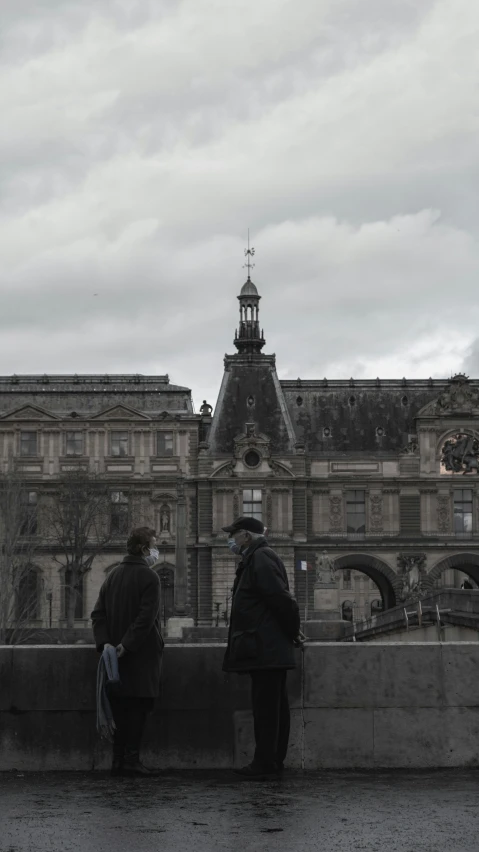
[96,645,121,742]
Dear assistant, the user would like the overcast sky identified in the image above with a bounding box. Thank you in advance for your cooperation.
[1,0,478,411]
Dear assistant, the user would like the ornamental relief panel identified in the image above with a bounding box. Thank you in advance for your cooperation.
[266,491,273,529]
[329,495,343,532]
[369,494,383,532]
[233,491,240,519]
[437,494,451,533]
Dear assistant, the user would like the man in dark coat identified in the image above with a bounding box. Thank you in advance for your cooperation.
[222,516,301,779]
[91,526,164,777]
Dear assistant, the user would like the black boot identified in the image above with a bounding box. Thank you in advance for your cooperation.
[122,750,157,776]
[111,744,125,777]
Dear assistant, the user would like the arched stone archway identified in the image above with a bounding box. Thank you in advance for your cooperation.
[334,554,400,610]
[428,553,479,586]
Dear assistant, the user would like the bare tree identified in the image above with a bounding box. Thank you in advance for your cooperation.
[0,472,40,645]
[46,470,115,629]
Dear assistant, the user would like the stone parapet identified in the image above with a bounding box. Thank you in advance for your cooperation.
[3,643,479,770]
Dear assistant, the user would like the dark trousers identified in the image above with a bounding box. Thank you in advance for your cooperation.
[109,695,154,757]
[250,669,290,769]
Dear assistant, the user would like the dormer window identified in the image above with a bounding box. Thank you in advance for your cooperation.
[244,450,261,468]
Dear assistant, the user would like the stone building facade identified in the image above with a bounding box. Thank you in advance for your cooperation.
[1,274,479,633]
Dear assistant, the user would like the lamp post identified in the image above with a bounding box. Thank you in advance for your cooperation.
[44,586,53,629]
[158,564,173,630]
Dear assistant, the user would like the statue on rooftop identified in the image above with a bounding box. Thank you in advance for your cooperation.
[200,400,213,416]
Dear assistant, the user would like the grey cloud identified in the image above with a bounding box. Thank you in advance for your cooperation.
[462,340,479,377]
[0,0,478,407]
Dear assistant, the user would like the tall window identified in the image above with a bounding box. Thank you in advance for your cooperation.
[157,431,174,456]
[64,570,84,620]
[111,431,129,457]
[66,431,83,456]
[20,491,38,535]
[20,431,37,456]
[242,489,262,520]
[346,491,366,534]
[454,489,473,534]
[342,569,352,590]
[399,494,421,534]
[16,567,39,620]
[111,491,129,535]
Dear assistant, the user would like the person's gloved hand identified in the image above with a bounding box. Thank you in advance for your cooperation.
[116,643,127,659]
[293,630,307,647]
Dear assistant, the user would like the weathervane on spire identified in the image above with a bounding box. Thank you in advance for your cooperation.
[243,229,255,278]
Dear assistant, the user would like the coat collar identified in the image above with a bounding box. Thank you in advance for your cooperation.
[241,537,268,563]
[122,554,149,566]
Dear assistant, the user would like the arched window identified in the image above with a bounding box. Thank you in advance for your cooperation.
[64,569,84,620]
[371,599,383,616]
[341,600,353,622]
[16,566,40,621]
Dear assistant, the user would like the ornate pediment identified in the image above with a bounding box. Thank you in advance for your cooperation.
[233,422,271,457]
[151,491,177,503]
[419,375,479,417]
[92,405,151,421]
[1,404,60,421]
[211,459,238,478]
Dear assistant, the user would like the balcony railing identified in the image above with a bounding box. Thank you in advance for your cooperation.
[313,529,479,540]
[422,529,477,540]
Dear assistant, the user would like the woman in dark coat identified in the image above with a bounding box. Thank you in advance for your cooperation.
[91,526,164,776]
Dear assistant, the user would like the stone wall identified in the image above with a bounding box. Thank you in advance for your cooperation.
[2,643,479,770]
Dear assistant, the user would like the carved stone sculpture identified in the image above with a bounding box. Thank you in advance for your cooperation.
[441,434,479,475]
[200,400,213,416]
[401,437,419,455]
[397,553,427,601]
[160,504,170,533]
[435,374,479,413]
[316,550,337,585]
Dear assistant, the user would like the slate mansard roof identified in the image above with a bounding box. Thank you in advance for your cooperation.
[0,374,194,418]
[210,363,479,457]
[280,378,474,455]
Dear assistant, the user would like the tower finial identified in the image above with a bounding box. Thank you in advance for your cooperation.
[243,228,255,279]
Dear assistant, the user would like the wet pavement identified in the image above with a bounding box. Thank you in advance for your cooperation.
[1,769,479,852]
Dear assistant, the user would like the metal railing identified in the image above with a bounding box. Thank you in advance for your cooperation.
[316,529,479,540]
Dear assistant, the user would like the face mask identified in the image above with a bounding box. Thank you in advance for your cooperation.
[227,539,242,555]
[149,548,159,562]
